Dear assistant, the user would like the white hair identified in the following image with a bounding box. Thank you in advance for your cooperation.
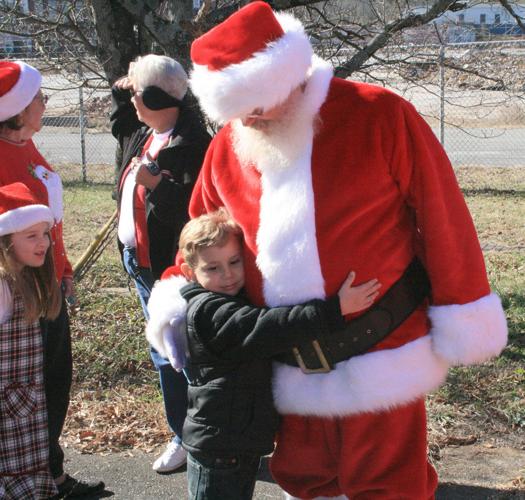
[129,54,188,100]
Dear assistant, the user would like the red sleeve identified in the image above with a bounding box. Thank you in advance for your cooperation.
[188,138,223,217]
[389,99,490,306]
[162,138,223,280]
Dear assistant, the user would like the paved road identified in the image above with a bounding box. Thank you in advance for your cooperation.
[34,128,525,169]
[63,445,525,500]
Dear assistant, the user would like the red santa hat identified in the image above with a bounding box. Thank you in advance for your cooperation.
[0,182,54,236]
[0,60,42,121]
[190,1,313,124]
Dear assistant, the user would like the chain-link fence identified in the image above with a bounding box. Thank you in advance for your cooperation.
[4,40,525,186]
[22,57,115,185]
[372,39,525,167]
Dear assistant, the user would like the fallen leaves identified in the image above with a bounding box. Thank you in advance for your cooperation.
[62,386,171,454]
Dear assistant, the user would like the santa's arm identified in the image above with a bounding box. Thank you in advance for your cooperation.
[389,97,507,366]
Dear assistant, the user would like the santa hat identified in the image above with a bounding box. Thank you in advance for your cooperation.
[0,60,42,121]
[0,182,54,236]
[190,1,313,124]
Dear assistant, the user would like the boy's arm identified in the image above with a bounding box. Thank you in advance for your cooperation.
[193,293,345,362]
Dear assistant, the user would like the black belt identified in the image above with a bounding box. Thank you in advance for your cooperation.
[276,258,431,374]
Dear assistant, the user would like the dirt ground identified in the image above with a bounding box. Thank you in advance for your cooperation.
[437,444,525,497]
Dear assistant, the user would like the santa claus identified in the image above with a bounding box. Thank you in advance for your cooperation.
[146,2,508,498]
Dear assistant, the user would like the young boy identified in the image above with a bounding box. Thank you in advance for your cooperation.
[177,209,380,500]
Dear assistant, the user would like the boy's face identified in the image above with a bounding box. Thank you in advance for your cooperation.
[186,234,245,296]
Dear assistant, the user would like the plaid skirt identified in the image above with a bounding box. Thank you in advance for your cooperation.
[0,293,57,499]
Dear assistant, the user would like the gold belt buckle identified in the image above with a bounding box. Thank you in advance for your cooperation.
[292,340,332,374]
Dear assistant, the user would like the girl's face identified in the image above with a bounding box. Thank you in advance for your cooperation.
[9,221,51,270]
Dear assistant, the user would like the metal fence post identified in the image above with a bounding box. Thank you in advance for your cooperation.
[433,22,446,147]
[78,64,87,182]
[439,43,445,147]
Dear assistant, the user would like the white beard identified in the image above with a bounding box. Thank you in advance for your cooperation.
[230,94,317,174]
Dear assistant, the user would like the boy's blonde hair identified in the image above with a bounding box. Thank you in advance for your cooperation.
[0,233,61,322]
[179,208,242,268]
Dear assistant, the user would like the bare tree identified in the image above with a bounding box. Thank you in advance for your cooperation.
[1,0,524,137]
[3,0,519,82]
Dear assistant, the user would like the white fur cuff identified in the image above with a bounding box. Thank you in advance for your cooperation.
[430,292,508,366]
[145,275,189,359]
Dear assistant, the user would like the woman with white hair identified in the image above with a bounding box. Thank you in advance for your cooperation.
[111,54,211,473]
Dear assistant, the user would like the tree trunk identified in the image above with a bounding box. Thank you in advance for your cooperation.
[90,0,139,83]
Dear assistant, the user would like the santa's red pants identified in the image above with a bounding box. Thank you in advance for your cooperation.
[270,399,437,499]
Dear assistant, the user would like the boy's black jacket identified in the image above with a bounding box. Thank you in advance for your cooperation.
[180,282,344,459]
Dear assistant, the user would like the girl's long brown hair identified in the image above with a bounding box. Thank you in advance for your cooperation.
[0,233,62,322]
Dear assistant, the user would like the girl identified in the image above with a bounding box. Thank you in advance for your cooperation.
[0,182,61,499]
[0,59,103,496]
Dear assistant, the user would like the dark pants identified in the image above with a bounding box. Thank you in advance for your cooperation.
[187,453,261,500]
[122,246,188,444]
[41,298,73,479]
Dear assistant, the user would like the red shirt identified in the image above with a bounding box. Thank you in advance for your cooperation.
[0,138,72,282]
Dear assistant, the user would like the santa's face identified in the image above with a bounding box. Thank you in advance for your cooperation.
[240,85,305,133]
[232,84,316,173]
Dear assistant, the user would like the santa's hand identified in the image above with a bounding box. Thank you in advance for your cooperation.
[164,318,188,372]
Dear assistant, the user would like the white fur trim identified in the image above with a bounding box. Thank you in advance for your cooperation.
[256,129,324,305]
[273,335,449,416]
[302,56,334,116]
[0,61,41,121]
[190,12,313,124]
[145,275,189,358]
[0,204,54,236]
[429,292,508,366]
[256,58,333,307]
[33,165,63,222]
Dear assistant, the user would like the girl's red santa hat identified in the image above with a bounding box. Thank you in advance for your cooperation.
[190,1,313,124]
[0,182,54,236]
[0,60,42,121]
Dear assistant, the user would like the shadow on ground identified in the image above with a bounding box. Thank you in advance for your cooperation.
[436,483,525,499]
[257,458,525,499]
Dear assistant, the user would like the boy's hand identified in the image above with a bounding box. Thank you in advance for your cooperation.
[164,318,188,372]
[338,272,381,315]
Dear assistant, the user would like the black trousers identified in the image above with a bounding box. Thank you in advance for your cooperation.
[41,298,73,479]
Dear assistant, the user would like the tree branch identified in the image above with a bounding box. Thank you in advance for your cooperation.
[498,0,525,31]
[334,0,462,77]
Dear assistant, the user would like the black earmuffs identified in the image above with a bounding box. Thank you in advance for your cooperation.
[142,86,183,110]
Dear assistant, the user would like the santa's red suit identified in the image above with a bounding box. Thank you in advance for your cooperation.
[147,3,507,499]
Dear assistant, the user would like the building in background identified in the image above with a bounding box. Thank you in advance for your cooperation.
[407,2,525,42]
[0,0,67,56]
